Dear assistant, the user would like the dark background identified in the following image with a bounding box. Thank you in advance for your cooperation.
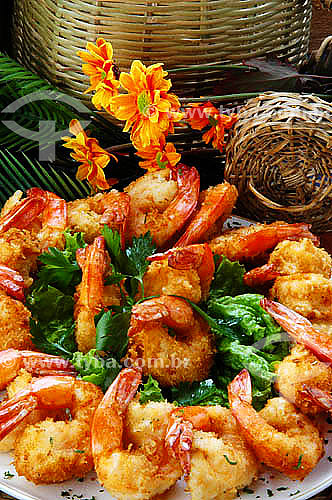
[1,1,13,53]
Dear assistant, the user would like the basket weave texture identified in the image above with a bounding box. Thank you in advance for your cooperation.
[312,0,332,8]
[225,92,332,232]
[12,0,312,99]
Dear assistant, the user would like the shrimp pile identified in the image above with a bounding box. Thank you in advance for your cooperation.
[0,349,103,484]
[1,164,332,497]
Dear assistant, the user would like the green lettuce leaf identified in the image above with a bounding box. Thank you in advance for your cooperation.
[170,379,227,407]
[95,309,131,359]
[139,375,165,404]
[209,256,247,300]
[72,349,121,392]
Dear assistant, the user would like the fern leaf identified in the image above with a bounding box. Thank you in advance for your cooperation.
[0,149,90,204]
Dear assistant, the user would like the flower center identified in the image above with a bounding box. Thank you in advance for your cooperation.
[137,91,152,115]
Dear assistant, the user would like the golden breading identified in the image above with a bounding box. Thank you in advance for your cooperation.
[270,273,332,320]
[0,229,40,286]
[269,238,332,278]
[0,290,33,350]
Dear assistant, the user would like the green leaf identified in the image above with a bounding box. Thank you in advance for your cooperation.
[30,317,76,358]
[71,349,121,392]
[95,310,131,359]
[126,232,156,280]
[36,231,86,293]
[139,376,165,404]
[27,284,74,324]
[209,256,247,301]
[170,379,227,407]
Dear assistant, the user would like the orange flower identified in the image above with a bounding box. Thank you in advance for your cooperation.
[202,113,238,152]
[184,102,219,130]
[62,120,117,191]
[77,38,120,112]
[110,60,183,148]
[136,135,181,172]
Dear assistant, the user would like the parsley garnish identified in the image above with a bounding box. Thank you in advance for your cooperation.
[223,454,237,465]
[293,454,303,470]
[4,471,14,479]
[139,376,165,404]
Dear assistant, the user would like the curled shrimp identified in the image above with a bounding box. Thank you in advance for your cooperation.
[0,375,102,483]
[146,243,214,302]
[261,298,332,363]
[0,191,46,234]
[124,165,200,248]
[27,187,67,251]
[275,343,332,416]
[127,295,215,386]
[67,190,130,246]
[166,405,259,500]
[228,369,324,480]
[0,292,34,351]
[244,238,332,288]
[208,221,319,262]
[74,235,120,353]
[175,181,238,247]
[92,367,182,500]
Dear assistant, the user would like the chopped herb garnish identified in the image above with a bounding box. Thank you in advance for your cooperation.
[243,487,254,494]
[328,456,332,462]
[289,491,300,497]
[77,477,84,482]
[74,449,85,454]
[267,489,274,497]
[61,492,70,498]
[224,454,237,465]
[4,471,14,479]
[50,436,54,445]
[277,487,289,491]
[293,454,303,470]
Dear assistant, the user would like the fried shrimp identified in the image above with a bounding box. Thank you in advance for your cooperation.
[67,190,130,246]
[275,344,332,416]
[208,221,318,262]
[228,369,324,480]
[0,229,40,287]
[92,367,182,500]
[244,238,332,288]
[124,164,200,248]
[145,243,214,302]
[270,273,332,321]
[74,235,121,352]
[166,406,259,500]
[175,181,238,247]
[127,295,215,386]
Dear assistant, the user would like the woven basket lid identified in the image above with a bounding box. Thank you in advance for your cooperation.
[225,92,332,232]
[312,0,332,8]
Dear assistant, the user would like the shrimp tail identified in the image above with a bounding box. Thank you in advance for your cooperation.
[0,393,37,440]
[0,265,26,301]
[243,264,281,288]
[110,367,142,414]
[228,368,253,406]
[261,298,332,363]
[165,418,193,477]
[301,385,332,413]
[0,196,46,234]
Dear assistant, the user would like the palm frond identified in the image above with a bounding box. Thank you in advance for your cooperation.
[0,53,129,152]
[0,149,90,205]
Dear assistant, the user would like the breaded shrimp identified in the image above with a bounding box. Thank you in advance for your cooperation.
[13,378,103,483]
[228,369,324,480]
[275,344,332,416]
[67,190,130,246]
[74,235,121,352]
[127,296,215,386]
[0,229,40,287]
[244,238,332,288]
[145,243,214,302]
[0,291,33,350]
[124,165,200,248]
[0,265,26,301]
[270,273,332,321]
[208,221,318,262]
[166,406,259,500]
[175,182,238,247]
[92,367,182,500]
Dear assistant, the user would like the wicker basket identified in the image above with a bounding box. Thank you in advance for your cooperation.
[225,92,332,231]
[12,0,312,100]
[312,0,332,8]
